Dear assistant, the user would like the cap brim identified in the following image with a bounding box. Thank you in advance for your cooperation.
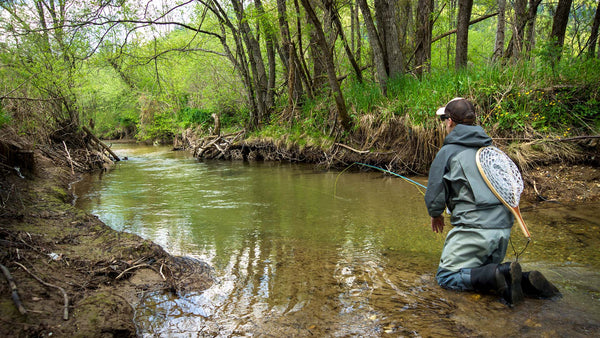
[435,97,464,116]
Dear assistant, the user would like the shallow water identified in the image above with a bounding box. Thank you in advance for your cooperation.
[74,144,600,337]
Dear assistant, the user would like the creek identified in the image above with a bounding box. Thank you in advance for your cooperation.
[73,144,600,337]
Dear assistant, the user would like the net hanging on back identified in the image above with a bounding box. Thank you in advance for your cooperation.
[476,146,531,240]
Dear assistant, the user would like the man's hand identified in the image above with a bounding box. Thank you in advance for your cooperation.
[431,215,445,233]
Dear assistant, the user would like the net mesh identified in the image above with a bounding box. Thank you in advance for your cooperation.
[477,146,523,207]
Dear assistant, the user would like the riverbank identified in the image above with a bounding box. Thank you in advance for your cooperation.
[1,140,599,337]
[0,147,213,336]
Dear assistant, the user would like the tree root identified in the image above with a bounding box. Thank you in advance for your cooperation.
[0,263,27,315]
[13,262,69,321]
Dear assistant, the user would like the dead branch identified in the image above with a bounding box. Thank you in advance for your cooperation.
[492,135,600,142]
[13,262,69,321]
[433,12,498,43]
[0,263,27,315]
[82,126,120,161]
[193,130,246,159]
[556,135,600,142]
[62,141,75,175]
[115,263,158,280]
[334,142,370,154]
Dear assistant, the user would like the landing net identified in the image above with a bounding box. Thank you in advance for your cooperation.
[477,146,523,208]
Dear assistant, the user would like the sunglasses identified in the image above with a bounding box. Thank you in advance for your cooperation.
[440,115,449,121]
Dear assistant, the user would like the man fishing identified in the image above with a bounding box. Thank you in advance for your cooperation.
[424,97,559,306]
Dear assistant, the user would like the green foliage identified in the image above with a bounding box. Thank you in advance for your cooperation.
[0,110,10,129]
[136,112,176,142]
[345,81,385,113]
[178,107,214,128]
[476,59,600,134]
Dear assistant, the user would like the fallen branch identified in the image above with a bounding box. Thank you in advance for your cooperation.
[556,135,600,142]
[0,263,27,315]
[13,262,69,321]
[159,263,166,281]
[492,135,600,142]
[62,141,75,175]
[82,126,120,161]
[334,143,370,154]
[115,263,158,280]
[197,136,222,158]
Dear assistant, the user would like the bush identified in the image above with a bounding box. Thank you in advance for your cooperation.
[178,107,213,128]
[136,112,176,143]
[0,110,10,129]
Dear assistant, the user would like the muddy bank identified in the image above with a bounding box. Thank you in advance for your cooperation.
[0,150,213,336]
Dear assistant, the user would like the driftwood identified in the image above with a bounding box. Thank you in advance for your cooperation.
[195,130,245,159]
[0,263,27,315]
[14,262,69,321]
[334,142,370,154]
[82,126,120,162]
[62,141,75,175]
[115,263,161,280]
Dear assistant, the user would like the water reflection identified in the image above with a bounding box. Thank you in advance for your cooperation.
[74,144,600,337]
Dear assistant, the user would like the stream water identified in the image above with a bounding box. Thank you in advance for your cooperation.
[74,144,600,337]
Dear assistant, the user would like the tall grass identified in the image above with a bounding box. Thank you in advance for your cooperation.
[341,58,600,137]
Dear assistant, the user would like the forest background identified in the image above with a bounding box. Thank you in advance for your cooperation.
[1,0,600,173]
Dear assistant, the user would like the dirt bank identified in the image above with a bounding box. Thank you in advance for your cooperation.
[0,151,213,337]
[521,163,600,204]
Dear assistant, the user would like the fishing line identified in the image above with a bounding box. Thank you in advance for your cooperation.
[509,237,530,261]
[334,162,427,198]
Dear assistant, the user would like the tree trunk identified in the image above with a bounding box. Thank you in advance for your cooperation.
[325,0,363,83]
[492,0,506,61]
[415,0,434,76]
[524,0,542,55]
[231,0,269,129]
[205,0,259,126]
[399,0,412,53]
[351,1,361,62]
[375,0,404,78]
[293,0,315,98]
[455,0,473,70]
[277,0,305,106]
[502,0,526,60]
[357,0,388,96]
[300,0,352,131]
[255,0,276,122]
[588,1,600,58]
[310,22,328,94]
[549,0,573,62]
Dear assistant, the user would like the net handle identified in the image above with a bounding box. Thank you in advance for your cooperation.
[475,147,532,240]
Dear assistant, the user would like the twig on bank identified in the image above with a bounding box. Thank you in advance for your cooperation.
[159,263,166,281]
[334,142,370,154]
[13,262,69,321]
[62,141,75,175]
[556,135,600,141]
[82,126,120,161]
[115,263,159,280]
[493,135,600,142]
[0,263,27,315]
